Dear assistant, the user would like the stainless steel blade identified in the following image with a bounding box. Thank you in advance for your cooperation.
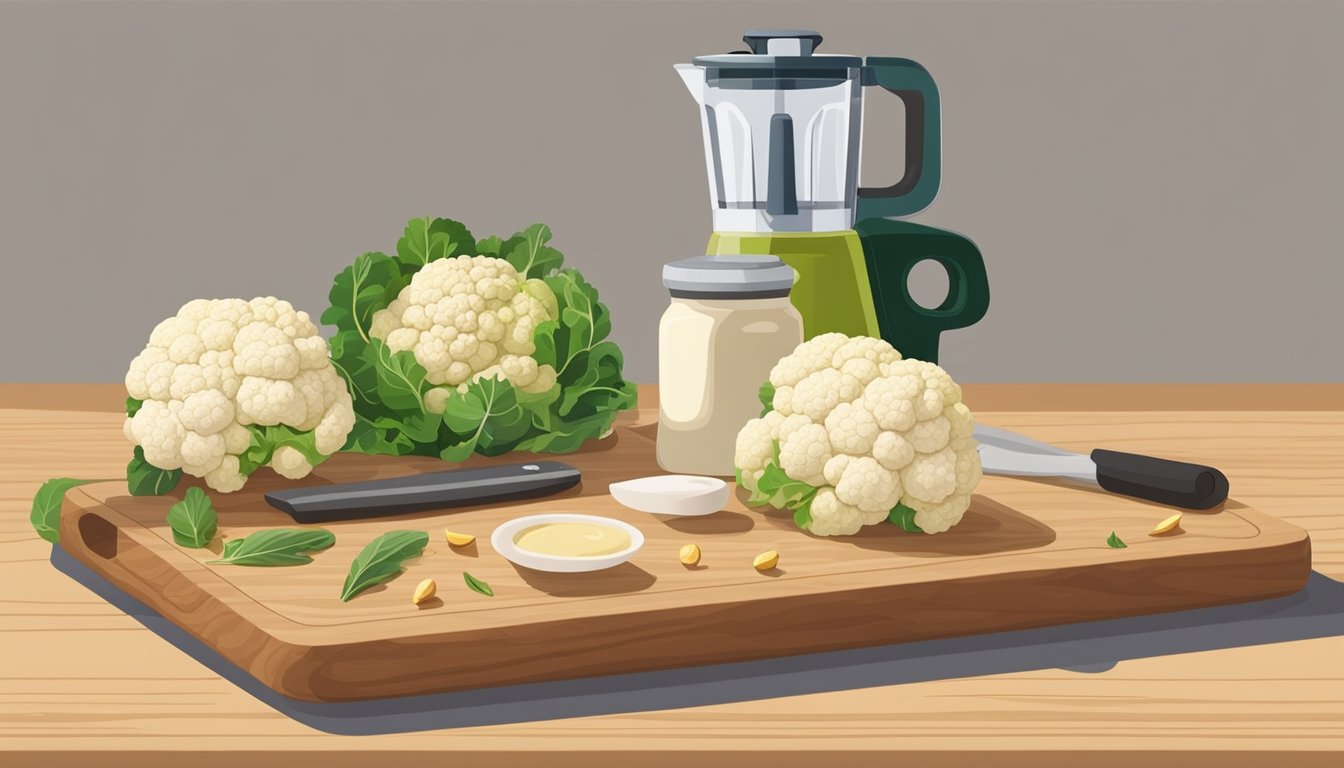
[972,423,1076,456]
[976,444,1098,484]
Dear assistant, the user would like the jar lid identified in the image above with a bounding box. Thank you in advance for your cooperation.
[662,255,795,298]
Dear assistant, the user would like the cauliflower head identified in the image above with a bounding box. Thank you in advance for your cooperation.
[324,216,637,461]
[368,255,560,402]
[734,333,981,536]
[123,297,355,493]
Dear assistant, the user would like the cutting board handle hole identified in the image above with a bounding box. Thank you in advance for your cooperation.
[78,514,119,560]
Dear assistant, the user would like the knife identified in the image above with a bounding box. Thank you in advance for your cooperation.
[264,461,582,524]
[972,424,1229,509]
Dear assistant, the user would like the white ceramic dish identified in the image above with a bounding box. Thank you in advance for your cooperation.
[608,475,730,516]
[491,513,645,573]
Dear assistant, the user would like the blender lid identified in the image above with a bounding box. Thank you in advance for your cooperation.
[691,29,862,71]
[663,255,796,297]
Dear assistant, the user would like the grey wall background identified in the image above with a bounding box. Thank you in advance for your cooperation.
[2,0,1341,384]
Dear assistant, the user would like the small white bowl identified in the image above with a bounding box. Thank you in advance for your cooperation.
[608,475,729,516]
[492,513,645,573]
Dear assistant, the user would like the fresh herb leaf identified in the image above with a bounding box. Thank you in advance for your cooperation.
[463,571,494,597]
[166,487,217,548]
[1107,531,1128,549]
[758,380,775,417]
[208,529,336,566]
[340,530,429,601]
[30,478,95,543]
[125,397,143,417]
[887,503,924,533]
[127,446,182,496]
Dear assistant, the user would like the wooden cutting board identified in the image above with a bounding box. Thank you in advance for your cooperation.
[56,422,1311,703]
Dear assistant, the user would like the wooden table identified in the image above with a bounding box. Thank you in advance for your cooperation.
[3,383,1341,767]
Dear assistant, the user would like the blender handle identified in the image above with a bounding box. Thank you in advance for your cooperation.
[856,57,942,221]
[853,218,989,364]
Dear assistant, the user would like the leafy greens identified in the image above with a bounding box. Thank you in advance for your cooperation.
[208,528,336,566]
[166,487,217,548]
[340,530,429,601]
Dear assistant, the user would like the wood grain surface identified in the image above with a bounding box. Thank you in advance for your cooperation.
[2,384,1341,766]
[57,427,1310,701]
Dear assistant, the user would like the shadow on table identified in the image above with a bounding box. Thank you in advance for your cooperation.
[50,546,1344,736]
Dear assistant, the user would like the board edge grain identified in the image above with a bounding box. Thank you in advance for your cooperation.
[58,481,1312,702]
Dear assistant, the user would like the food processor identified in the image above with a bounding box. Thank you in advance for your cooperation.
[677,29,989,362]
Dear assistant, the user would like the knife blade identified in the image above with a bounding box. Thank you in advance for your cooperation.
[264,461,582,524]
[972,424,1229,509]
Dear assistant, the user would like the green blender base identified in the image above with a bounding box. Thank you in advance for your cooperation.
[707,231,880,340]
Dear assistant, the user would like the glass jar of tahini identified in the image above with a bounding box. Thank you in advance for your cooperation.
[657,255,802,476]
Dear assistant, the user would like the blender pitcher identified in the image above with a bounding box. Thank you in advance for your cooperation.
[677,29,989,363]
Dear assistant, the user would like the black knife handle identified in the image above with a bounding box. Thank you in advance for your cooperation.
[1090,449,1229,510]
[264,461,581,523]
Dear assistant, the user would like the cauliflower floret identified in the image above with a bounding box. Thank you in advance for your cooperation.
[204,455,247,493]
[291,369,335,432]
[125,347,170,400]
[219,422,251,455]
[294,335,330,370]
[235,377,305,427]
[901,446,959,504]
[834,456,901,515]
[831,336,900,371]
[775,413,812,444]
[180,431,226,475]
[862,374,921,432]
[822,454,853,487]
[130,401,185,470]
[148,315,199,349]
[908,493,972,534]
[734,417,775,476]
[790,368,863,422]
[368,309,399,340]
[778,423,831,487]
[270,445,314,480]
[823,401,879,455]
[908,416,951,454]
[946,401,974,438]
[756,409,784,435]
[198,350,240,399]
[734,333,981,537]
[425,386,452,415]
[520,364,557,394]
[768,332,849,387]
[807,489,867,536]
[233,321,301,380]
[872,431,915,471]
[368,256,560,393]
[122,298,355,494]
[314,395,356,455]
[178,389,234,436]
[197,318,238,352]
